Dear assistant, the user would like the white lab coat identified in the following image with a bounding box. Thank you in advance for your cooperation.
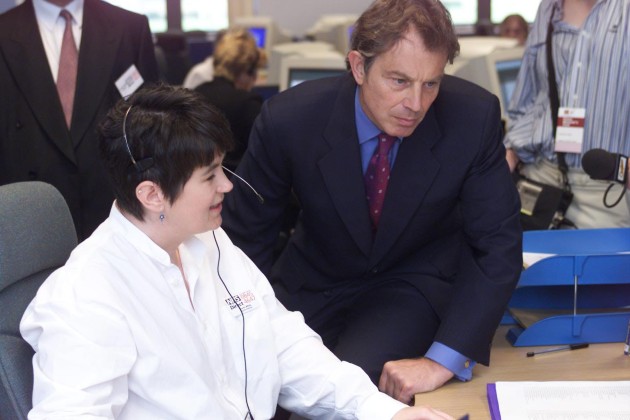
[21,204,405,419]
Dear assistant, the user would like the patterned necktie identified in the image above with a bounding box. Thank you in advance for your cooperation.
[57,10,78,128]
[364,133,396,228]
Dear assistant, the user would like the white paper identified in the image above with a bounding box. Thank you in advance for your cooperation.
[522,252,556,269]
[496,381,630,420]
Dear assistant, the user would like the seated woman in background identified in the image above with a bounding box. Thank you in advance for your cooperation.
[20,85,452,420]
[195,28,266,171]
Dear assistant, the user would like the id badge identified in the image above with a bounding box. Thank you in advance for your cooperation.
[554,107,585,154]
[115,64,144,99]
[223,289,259,317]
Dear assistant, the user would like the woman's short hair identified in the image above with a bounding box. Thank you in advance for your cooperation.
[98,84,234,221]
[349,0,460,72]
[213,28,264,81]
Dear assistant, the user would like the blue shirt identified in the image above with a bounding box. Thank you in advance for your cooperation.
[504,0,630,167]
[353,89,474,381]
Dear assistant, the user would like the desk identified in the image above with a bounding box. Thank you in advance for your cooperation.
[415,325,630,419]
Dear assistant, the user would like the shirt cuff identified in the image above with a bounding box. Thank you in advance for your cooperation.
[424,341,475,381]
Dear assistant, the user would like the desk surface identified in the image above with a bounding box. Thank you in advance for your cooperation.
[414,325,630,419]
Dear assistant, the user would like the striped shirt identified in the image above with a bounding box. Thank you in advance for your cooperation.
[504,0,629,168]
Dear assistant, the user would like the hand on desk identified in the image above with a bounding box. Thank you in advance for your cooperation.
[379,357,454,403]
[392,406,454,420]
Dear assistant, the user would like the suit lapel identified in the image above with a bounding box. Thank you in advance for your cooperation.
[71,0,119,147]
[1,2,75,164]
[370,106,442,265]
[318,77,374,257]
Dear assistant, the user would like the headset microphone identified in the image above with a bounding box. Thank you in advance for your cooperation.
[581,149,627,208]
[222,166,265,204]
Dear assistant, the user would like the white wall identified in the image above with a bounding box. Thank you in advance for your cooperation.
[254,0,372,38]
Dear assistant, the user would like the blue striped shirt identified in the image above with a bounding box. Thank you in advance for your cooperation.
[504,0,630,167]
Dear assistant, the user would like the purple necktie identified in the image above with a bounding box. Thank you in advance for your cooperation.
[365,133,396,228]
[57,10,78,128]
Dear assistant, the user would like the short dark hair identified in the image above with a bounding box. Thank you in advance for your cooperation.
[98,84,234,221]
[348,0,460,71]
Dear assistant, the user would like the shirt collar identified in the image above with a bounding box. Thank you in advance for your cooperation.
[354,87,381,145]
[108,203,172,266]
[353,86,403,145]
[108,203,208,270]
[33,0,85,32]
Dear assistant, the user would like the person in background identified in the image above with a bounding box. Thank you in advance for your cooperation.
[195,28,266,170]
[20,84,453,420]
[0,0,159,240]
[182,29,226,90]
[223,0,522,404]
[498,14,529,46]
[504,0,630,228]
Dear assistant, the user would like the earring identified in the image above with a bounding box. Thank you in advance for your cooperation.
[159,213,165,224]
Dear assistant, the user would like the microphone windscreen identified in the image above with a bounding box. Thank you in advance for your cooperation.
[581,148,617,180]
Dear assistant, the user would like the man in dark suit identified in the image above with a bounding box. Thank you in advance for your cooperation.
[0,0,158,240]
[222,0,522,403]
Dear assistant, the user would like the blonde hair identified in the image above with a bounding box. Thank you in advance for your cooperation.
[213,28,265,82]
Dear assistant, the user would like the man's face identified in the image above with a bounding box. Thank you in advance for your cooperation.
[500,18,528,46]
[348,29,448,138]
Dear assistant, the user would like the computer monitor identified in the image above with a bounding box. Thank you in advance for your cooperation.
[306,15,358,55]
[279,54,347,92]
[231,16,291,67]
[267,41,337,85]
[102,0,167,33]
[495,57,522,115]
[491,0,542,23]
[446,45,525,119]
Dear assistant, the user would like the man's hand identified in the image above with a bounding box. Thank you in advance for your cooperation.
[379,358,454,403]
[391,406,454,420]
[505,148,520,173]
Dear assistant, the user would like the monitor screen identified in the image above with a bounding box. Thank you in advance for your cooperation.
[495,58,522,111]
[491,0,542,23]
[248,27,267,49]
[288,68,347,89]
[103,0,167,33]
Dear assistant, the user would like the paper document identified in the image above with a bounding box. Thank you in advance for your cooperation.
[522,252,555,269]
[489,381,630,420]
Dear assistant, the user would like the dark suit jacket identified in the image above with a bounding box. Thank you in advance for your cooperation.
[195,76,263,171]
[0,0,158,240]
[222,73,522,365]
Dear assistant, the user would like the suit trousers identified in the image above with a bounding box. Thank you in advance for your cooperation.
[273,277,440,384]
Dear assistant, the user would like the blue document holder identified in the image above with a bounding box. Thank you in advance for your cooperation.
[505,228,630,346]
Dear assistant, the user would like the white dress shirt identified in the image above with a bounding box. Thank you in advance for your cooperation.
[182,56,214,90]
[32,0,84,82]
[21,204,405,419]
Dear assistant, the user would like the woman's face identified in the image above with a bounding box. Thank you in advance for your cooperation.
[165,156,233,236]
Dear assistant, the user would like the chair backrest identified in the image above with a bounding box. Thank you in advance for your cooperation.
[0,181,77,420]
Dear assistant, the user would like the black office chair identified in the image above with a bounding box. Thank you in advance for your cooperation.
[0,182,77,419]
[154,33,193,86]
